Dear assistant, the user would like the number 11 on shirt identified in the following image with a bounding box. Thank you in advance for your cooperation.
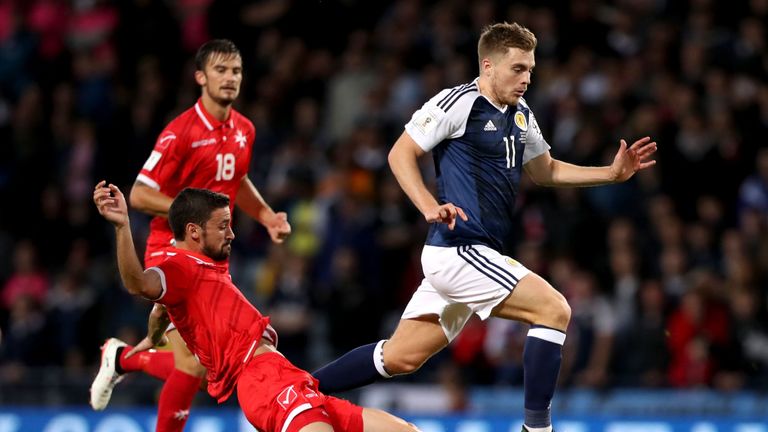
[502,136,515,168]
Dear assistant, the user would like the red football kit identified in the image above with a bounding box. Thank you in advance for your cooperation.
[137,99,254,267]
[148,249,363,432]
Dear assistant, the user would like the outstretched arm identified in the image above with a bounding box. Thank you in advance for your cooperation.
[524,136,657,187]
[93,181,164,300]
[236,176,291,243]
[388,131,468,230]
[129,181,174,217]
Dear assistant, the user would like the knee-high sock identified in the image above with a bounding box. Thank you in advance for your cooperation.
[155,369,201,432]
[116,347,175,381]
[523,325,565,430]
[312,340,391,394]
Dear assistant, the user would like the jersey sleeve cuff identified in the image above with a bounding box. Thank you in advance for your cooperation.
[145,267,167,301]
[404,123,435,152]
[136,174,161,190]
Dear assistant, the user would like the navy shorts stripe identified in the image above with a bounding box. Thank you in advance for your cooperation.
[456,245,514,292]
[463,246,519,288]
[467,245,520,284]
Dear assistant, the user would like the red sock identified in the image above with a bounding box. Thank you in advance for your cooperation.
[118,347,175,381]
[155,369,201,432]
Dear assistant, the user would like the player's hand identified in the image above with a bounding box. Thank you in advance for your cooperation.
[93,181,129,228]
[609,136,657,182]
[124,335,166,359]
[267,212,291,244]
[424,203,468,230]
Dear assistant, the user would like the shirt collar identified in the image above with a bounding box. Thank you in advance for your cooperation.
[194,99,235,131]
[170,246,229,268]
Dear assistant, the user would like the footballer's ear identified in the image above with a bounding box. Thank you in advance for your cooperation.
[194,70,207,86]
[481,57,493,76]
[187,222,201,241]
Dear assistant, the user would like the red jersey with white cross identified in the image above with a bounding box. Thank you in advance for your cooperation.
[137,99,255,265]
[149,248,271,402]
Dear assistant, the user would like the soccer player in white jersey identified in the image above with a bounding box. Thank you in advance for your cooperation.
[313,22,657,432]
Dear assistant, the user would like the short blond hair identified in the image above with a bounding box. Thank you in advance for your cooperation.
[478,22,537,62]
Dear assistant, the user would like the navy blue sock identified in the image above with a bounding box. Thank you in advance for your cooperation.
[312,340,390,394]
[523,325,565,429]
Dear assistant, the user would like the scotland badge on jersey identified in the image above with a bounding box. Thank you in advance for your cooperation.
[514,111,527,131]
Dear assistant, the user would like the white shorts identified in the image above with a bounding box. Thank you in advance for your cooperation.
[402,244,531,341]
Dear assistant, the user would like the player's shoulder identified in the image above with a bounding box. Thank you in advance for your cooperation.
[160,106,199,138]
[230,108,255,133]
[430,80,480,114]
[156,250,185,268]
[167,105,198,126]
[517,97,532,112]
[161,250,217,270]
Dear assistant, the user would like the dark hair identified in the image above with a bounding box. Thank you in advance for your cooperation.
[194,39,241,71]
[478,22,537,62]
[168,188,230,240]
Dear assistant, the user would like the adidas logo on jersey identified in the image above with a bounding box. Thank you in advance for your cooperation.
[483,120,497,131]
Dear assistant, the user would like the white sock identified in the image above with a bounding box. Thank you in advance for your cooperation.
[524,426,552,432]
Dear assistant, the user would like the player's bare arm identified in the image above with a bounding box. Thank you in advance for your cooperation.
[94,181,164,300]
[129,181,174,217]
[235,176,291,243]
[125,304,171,358]
[388,131,468,230]
[524,136,657,187]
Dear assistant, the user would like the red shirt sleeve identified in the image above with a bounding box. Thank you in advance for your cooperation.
[148,256,190,306]
[137,127,187,190]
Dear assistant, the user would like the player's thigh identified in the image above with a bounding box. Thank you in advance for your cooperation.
[361,407,418,432]
[166,329,206,376]
[490,272,570,330]
[297,425,333,432]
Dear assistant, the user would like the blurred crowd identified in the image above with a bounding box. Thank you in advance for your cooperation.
[1,0,768,405]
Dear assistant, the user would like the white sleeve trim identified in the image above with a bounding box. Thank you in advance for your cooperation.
[136,173,161,190]
[145,267,167,301]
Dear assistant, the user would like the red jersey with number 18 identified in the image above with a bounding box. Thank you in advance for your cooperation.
[137,99,255,265]
[148,248,271,402]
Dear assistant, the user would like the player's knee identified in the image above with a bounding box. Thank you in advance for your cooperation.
[384,353,427,375]
[174,353,206,377]
[532,292,571,330]
[549,296,571,329]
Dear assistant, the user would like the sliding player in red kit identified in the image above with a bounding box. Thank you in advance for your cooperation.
[93,184,418,432]
[89,39,290,432]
